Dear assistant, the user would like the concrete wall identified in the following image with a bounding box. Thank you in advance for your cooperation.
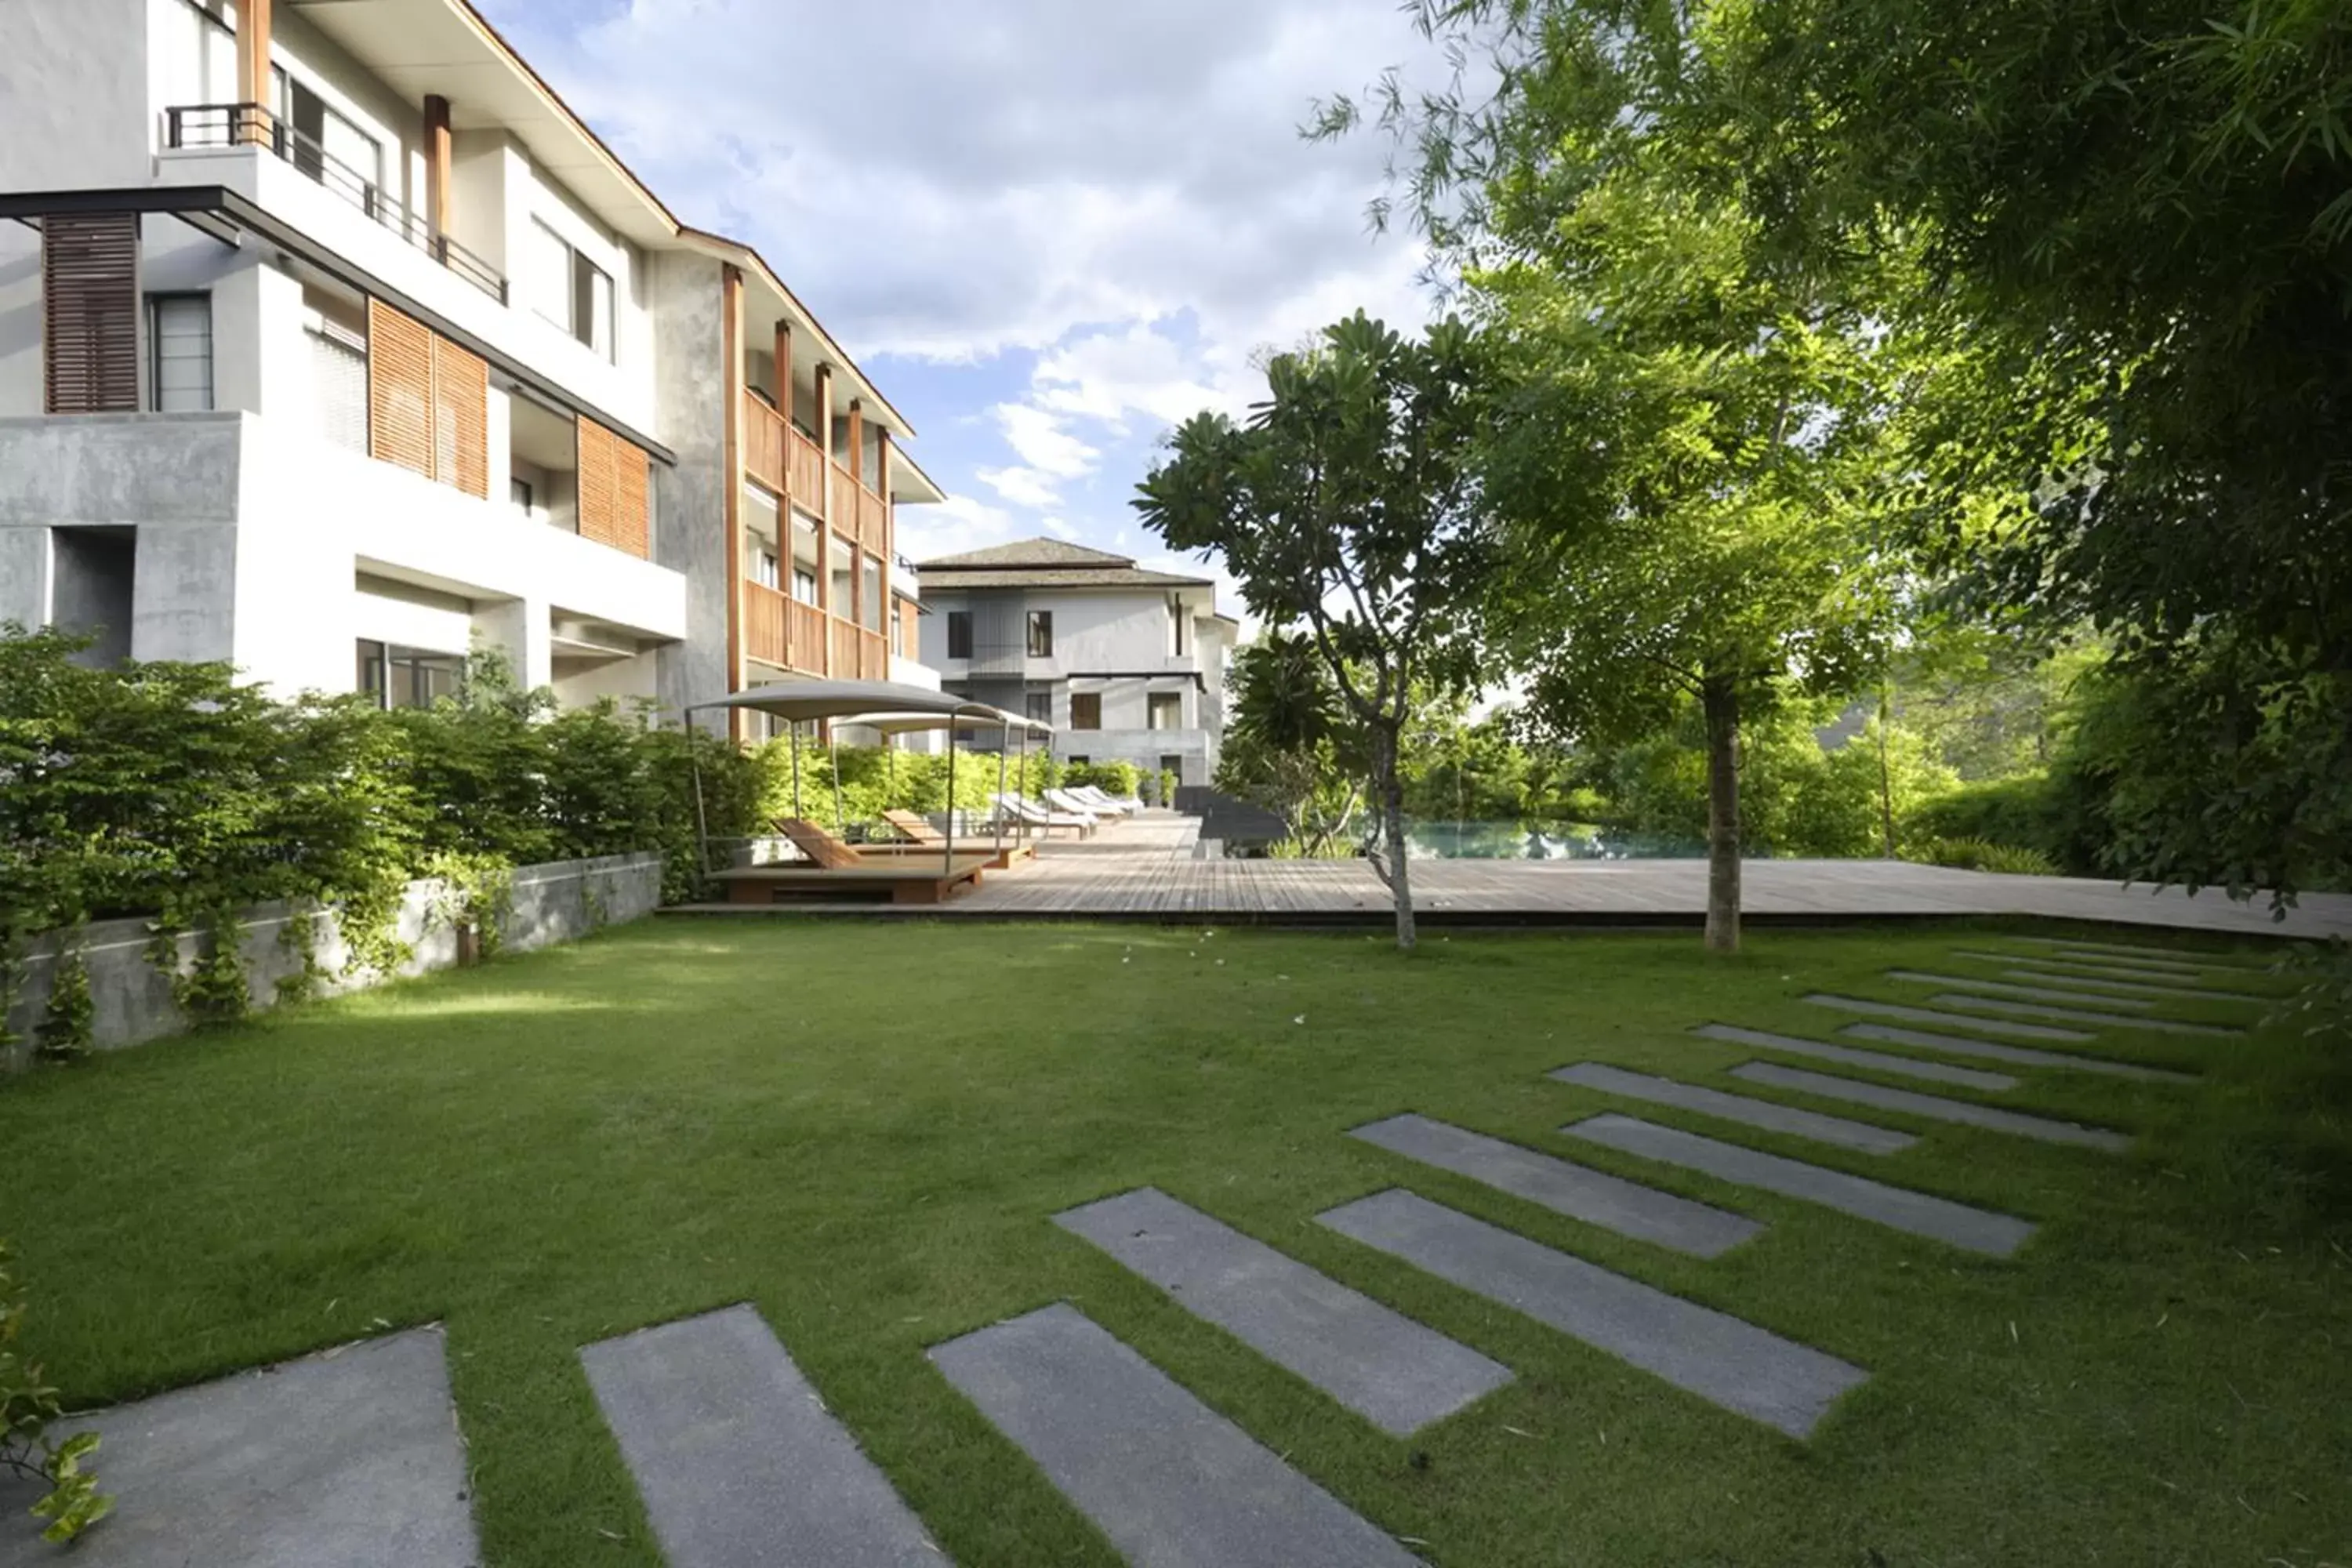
[2,851,664,1062]
[648,250,728,726]
[0,0,154,194]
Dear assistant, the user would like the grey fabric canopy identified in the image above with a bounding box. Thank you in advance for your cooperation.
[845,710,1055,739]
[684,680,993,724]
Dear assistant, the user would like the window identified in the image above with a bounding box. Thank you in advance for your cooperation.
[946,611,973,659]
[1170,597,1189,657]
[1024,691,1052,724]
[278,72,382,215]
[510,477,535,518]
[862,554,884,633]
[792,566,820,605]
[1065,755,1090,767]
[355,640,463,710]
[1070,691,1102,731]
[1026,610,1054,658]
[1160,754,1185,782]
[1148,691,1183,731]
[148,295,212,412]
[527,219,615,362]
[752,544,781,590]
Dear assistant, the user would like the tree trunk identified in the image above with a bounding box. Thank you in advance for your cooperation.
[1372,722,1417,950]
[1700,675,1741,953]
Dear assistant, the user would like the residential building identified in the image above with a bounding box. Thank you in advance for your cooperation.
[917,538,1232,786]
[0,0,940,724]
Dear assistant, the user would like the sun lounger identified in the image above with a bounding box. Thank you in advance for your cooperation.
[1069,785,1141,815]
[1047,787,1127,820]
[880,809,946,846]
[992,793,1095,837]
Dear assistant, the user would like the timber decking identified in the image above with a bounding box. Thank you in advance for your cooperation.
[669,815,2352,937]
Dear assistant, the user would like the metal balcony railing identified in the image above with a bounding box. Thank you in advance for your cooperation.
[165,103,508,304]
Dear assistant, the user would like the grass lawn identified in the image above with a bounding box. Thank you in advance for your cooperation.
[2,920,2347,1567]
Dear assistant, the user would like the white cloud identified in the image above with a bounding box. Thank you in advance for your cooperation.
[974,464,1065,510]
[897,492,1017,564]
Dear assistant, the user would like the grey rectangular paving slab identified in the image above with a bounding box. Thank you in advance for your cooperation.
[1838,1023,2195,1083]
[1563,1113,2036,1258]
[1548,1062,1915,1154]
[1927,993,2241,1038]
[1947,951,2268,998]
[1728,1062,2132,1152]
[1801,993,2095,1042]
[1693,1024,2018,1091]
[928,1303,1423,1568]
[1349,1113,1762,1258]
[2011,937,2257,972]
[1884,970,2157,1011]
[1054,1187,1512,1436]
[579,1304,942,1568]
[0,1327,477,1568]
[1317,1190,1866,1439]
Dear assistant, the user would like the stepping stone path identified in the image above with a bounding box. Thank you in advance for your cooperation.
[579,1304,942,1568]
[1802,993,2095,1042]
[0,1327,478,1568]
[930,1303,1424,1568]
[1884,970,2157,1011]
[1350,1112,1762,1258]
[1838,1022,2194,1083]
[1693,1024,2019,1092]
[1054,1187,1512,1436]
[1923,992,2241,1039]
[1947,952,2270,1000]
[1564,1114,2036,1257]
[1729,1063,2132,1152]
[1548,1062,1916,1154]
[1318,1190,1867,1439]
[2010,938,2265,974]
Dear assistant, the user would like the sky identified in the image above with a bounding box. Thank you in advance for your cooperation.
[472,0,1452,612]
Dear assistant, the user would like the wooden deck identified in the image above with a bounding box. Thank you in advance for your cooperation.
[673,815,2352,938]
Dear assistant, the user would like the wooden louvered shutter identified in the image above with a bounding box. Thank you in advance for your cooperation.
[612,436,650,559]
[430,335,488,498]
[575,415,617,548]
[43,213,141,413]
[367,299,434,478]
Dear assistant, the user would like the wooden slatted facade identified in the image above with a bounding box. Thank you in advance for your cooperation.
[42,213,143,414]
[431,334,488,499]
[367,299,436,478]
[575,414,652,561]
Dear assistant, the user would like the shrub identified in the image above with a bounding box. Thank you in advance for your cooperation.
[1161,769,1181,808]
[1,1241,111,1543]
[1906,837,2061,876]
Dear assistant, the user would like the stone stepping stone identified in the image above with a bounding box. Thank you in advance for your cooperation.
[1317,1189,1866,1439]
[1924,992,2241,1039]
[1693,1024,2019,1091]
[1801,993,2094,1042]
[1838,1023,2195,1083]
[1728,1062,2132,1152]
[0,1327,477,1568]
[1349,1113,1762,1258]
[579,1305,942,1568]
[1054,1187,1512,1436]
[1563,1114,2035,1258]
[1946,952,2270,1000]
[1548,1062,1915,1154]
[2010,937,2263,973]
[1884,970,2156,1011]
[929,1303,1423,1568]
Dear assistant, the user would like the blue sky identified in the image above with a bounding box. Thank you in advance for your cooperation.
[472,0,1446,604]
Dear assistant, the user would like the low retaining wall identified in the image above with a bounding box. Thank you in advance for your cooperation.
[2,851,664,1060]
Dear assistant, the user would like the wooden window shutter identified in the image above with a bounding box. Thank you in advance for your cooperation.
[576,415,618,548]
[43,212,141,413]
[367,299,434,478]
[430,335,488,498]
[612,437,650,559]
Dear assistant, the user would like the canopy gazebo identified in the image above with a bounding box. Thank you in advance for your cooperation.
[684,681,1053,905]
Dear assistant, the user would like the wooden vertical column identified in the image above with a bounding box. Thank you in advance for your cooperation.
[845,398,865,628]
[720,266,746,735]
[772,318,795,664]
[875,426,894,559]
[423,96,452,241]
[238,0,274,136]
[814,363,835,672]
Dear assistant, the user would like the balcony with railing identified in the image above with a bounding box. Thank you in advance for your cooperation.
[165,103,506,303]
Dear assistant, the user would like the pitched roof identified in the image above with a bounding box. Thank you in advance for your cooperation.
[919,567,1214,591]
[919,537,1136,571]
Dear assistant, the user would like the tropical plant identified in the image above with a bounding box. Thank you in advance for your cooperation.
[1137,313,1498,949]
[0,1242,110,1544]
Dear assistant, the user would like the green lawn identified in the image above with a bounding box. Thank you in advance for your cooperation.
[2,920,2347,1567]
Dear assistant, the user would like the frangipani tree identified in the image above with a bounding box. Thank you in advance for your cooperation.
[1136,313,1497,949]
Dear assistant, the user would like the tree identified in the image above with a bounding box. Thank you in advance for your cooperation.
[1218,632,1366,852]
[1136,313,1497,949]
[1474,156,1903,949]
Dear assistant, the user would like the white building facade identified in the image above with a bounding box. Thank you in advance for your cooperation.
[0,0,940,720]
[916,539,1232,788]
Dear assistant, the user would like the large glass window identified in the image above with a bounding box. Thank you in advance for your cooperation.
[147,294,213,412]
[1025,691,1052,724]
[1148,691,1184,731]
[1027,610,1054,658]
[527,219,615,362]
[946,611,973,659]
[862,554,884,633]
[1070,691,1102,730]
[355,640,463,710]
